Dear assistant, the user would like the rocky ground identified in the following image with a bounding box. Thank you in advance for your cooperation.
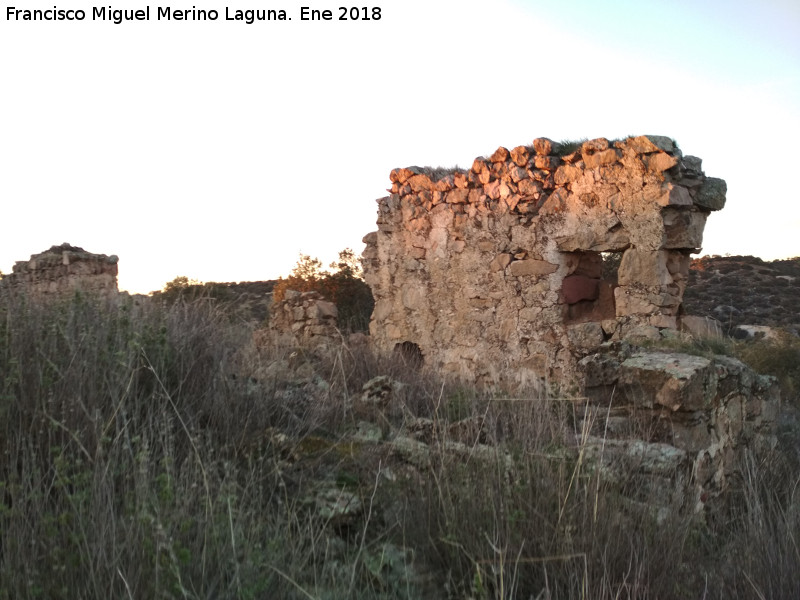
[683,255,800,335]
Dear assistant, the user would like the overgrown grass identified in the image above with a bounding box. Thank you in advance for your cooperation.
[0,292,344,599]
[734,331,800,403]
[415,166,467,181]
[638,333,736,359]
[0,292,797,598]
[555,139,588,156]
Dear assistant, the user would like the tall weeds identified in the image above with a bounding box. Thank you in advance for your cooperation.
[0,291,797,598]
[0,292,351,598]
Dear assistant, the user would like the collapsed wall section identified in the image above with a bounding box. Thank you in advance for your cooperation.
[362,135,726,387]
[267,290,340,348]
[1,243,119,298]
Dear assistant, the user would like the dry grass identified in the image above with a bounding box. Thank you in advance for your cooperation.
[415,166,467,182]
[0,291,797,598]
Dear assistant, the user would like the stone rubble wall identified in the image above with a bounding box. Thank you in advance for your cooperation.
[362,135,727,387]
[580,345,779,510]
[1,243,119,298]
[267,290,339,348]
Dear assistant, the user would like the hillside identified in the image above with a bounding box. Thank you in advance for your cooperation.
[148,279,277,323]
[683,255,800,333]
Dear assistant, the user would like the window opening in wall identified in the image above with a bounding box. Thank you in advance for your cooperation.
[601,251,622,285]
[562,250,621,325]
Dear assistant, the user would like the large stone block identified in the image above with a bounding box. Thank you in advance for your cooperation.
[662,208,707,249]
[508,259,558,277]
[615,286,658,316]
[562,275,600,304]
[618,352,716,411]
[618,249,672,286]
[693,177,726,210]
[309,300,338,320]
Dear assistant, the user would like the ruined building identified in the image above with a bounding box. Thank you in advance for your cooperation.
[363,135,727,388]
[0,243,119,298]
[266,290,340,348]
[361,136,781,509]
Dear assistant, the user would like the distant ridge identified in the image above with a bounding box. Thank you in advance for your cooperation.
[683,255,800,333]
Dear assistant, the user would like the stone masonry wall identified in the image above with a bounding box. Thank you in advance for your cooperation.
[362,135,727,388]
[580,345,778,510]
[1,243,119,298]
[267,290,339,348]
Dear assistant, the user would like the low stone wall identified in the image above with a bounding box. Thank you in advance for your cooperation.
[266,290,339,348]
[363,135,726,387]
[1,243,118,298]
[580,345,779,510]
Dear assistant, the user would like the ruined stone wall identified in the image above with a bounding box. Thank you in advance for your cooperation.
[362,135,726,387]
[580,345,778,510]
[1,243,119,298]
[267,290,339,348]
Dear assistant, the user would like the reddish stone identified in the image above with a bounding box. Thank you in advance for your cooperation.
[562,275,600,304]
[490,146,510,163]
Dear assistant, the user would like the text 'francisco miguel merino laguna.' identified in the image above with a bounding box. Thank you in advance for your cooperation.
[5,6,383,24]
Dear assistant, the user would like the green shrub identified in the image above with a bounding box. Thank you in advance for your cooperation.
[157,276,235,304]
[273,249,374,333]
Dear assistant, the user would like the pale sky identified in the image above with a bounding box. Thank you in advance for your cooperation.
[2,0,798,293]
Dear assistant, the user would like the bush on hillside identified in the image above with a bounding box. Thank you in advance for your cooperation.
[273,249,374,332]
[157,275,234,304]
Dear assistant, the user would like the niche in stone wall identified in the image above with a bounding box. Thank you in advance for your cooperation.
[394,341,424,368]
[561,251,619,325]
